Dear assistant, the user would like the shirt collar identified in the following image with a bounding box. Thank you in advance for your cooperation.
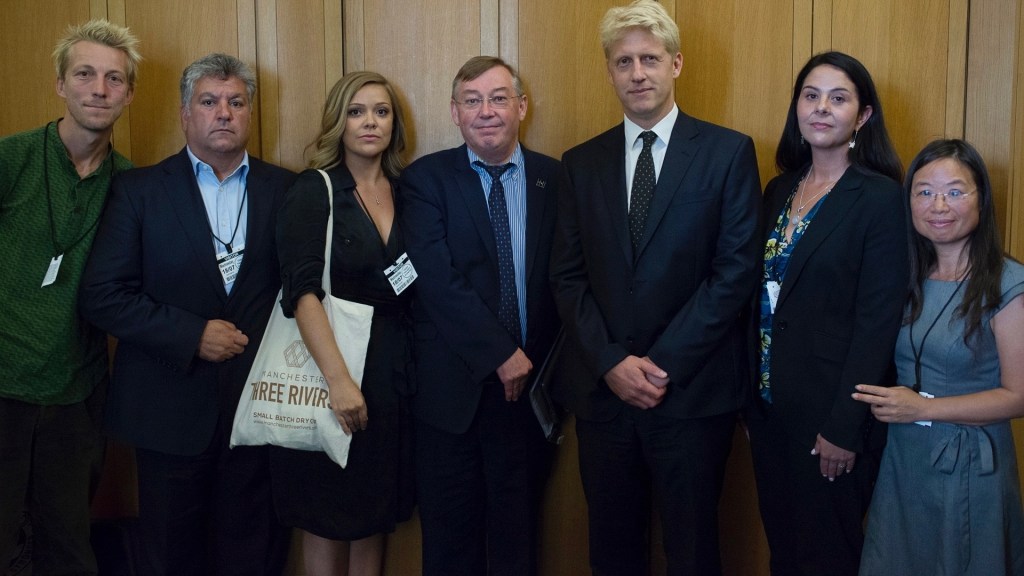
[623,104,679,148]
[185,146,250,182]
[467,143,524,176]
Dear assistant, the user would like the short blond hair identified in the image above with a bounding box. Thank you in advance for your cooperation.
[599,0,680,58]
[52,19,141,88]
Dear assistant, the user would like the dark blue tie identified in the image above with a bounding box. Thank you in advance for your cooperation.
[629,130,658,249]
[476,161,522,346]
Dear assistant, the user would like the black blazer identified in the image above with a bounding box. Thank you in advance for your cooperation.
[550,111,762,422]
[400,144,560,434]
[755,164,909,452]
[80,149,295,456]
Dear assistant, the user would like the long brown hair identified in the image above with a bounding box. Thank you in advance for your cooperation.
[905,139,1004,345]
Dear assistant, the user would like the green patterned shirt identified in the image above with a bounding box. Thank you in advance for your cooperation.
[0,121,131,404]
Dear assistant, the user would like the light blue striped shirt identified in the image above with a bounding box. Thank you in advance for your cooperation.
[468,144,528,344]
[187,147,250,294]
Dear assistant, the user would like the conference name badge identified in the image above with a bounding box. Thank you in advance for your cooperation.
[385,252,417,295]
[217,244,245,285]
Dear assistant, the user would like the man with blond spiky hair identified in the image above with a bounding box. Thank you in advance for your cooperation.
[0,18,140,574]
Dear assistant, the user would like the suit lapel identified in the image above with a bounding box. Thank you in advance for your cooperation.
[777,168,866,308]
[595,125,633,267]
[453,146,500,266]
[164,149,229,302]
[231,159,268,298]
[635,112,698,260]
[522,148,550,289]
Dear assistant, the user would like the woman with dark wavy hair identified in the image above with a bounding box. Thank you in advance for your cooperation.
[854,139,1024,575]
[746,51,908,576]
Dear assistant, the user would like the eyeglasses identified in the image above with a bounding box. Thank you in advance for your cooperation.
[911,188,975,205]
[453,94,521,110]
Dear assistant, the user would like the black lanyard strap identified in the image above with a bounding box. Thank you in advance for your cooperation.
[909,276,967,392]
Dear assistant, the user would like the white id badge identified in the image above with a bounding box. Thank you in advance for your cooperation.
[41,254,64,287]
[385,252,417,295]
[914,391,935,427]
[216,246,245,286]
[766,280,781,313]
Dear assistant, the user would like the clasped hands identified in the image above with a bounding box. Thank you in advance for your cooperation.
[198,319,248,362]
[605,355,669,409]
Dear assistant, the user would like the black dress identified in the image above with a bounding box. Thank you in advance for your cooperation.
[269,166,414,540]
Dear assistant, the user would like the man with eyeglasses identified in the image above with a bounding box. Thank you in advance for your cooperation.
[401,55,560,576]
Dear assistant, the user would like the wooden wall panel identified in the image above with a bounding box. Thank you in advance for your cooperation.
[830,0,963,167]
[256,0,330,171]
[121,0,256,167]
[675,0,796,185]
[966,0,1018,250]
[344,0,484,161]
[516,0,624,160]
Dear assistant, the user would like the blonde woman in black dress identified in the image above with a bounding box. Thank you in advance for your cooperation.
[271,71,414,576]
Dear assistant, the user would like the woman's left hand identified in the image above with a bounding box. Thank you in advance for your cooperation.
[811,434,856,481]
[852,384,926,424]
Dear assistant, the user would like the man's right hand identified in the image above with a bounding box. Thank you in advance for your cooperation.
[604,355,668,409]
[496,348,533,401]
[198,319,248,362]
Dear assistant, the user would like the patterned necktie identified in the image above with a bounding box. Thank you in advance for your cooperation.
[629,130,658,249]
[475,161,523,346]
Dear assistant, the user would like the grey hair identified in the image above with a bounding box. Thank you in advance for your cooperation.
[179,53,256,109]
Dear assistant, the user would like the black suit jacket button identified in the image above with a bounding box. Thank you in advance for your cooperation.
[777,320,788,331]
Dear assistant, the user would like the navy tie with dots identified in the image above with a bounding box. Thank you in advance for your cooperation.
[475,161,523,347]
[629,130,658,249]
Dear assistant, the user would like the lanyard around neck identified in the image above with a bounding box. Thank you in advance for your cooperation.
[909,276,967,392]
[42,121,112,257]
[203,185,248,254]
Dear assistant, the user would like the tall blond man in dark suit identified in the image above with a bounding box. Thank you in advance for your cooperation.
[550,2,762,574]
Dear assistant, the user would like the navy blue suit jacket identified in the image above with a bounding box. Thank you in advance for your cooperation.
[400,144,560,434]
[80,149,295,456]
[550,111,762,422]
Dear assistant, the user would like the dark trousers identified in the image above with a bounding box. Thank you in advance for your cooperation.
[415,378,551,576]
[0,396,101,576]
[576,408,735,576]
[747,408,880,576]
[135,415,288,576]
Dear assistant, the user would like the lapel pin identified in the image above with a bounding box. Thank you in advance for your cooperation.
[536,179,546,188]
